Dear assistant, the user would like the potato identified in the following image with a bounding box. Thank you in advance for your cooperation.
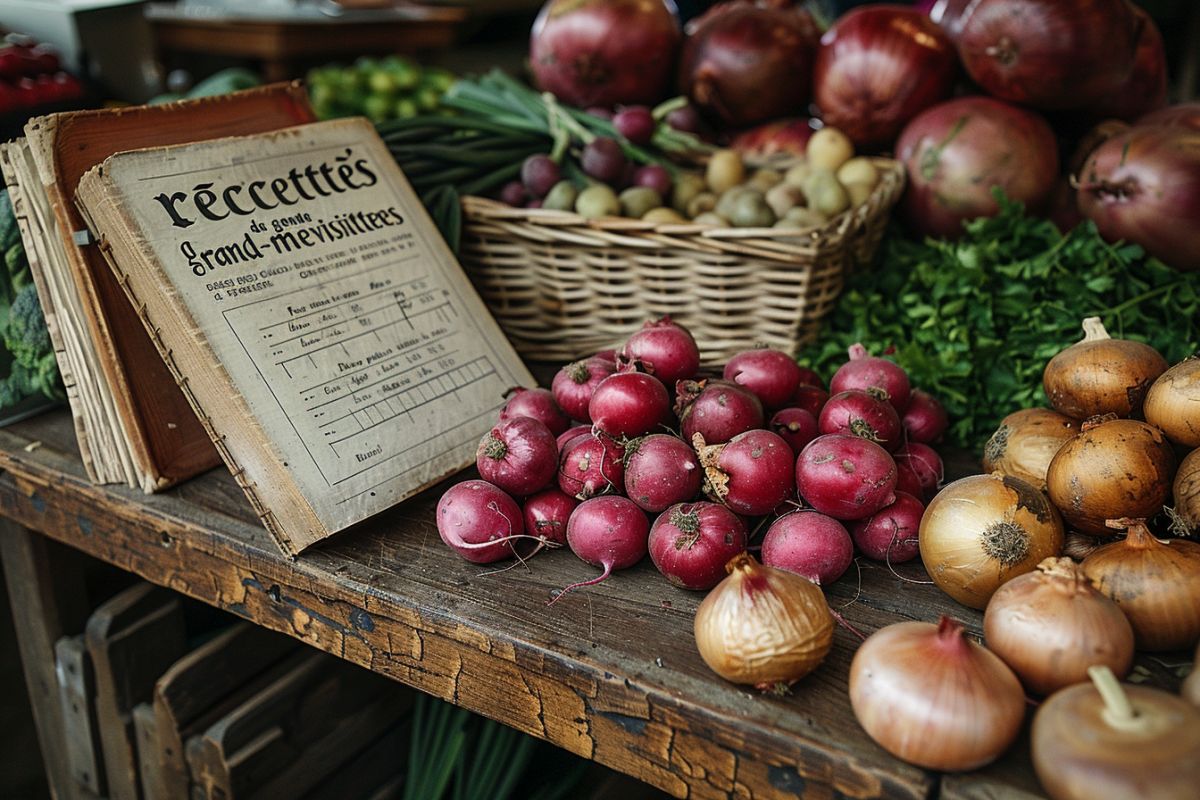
[836,157,878,188]
[807,127,854,171]
[671,173,707,214]
[765,183,805,218]
[802,169,850,217]
[642,207,687,224]
[706,149,746,194]
[575,184,620,219]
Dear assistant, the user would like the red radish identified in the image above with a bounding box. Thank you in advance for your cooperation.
[791,384,829,417]
[557,424,591,452]
[770,407,819,455]
[819,390,904,452]
[893,442,943,498]
[558,432,625,499]
[523,487,579,546]
[723,348,803,410]
[623,434,703,512]
[501,387,571,436]
[796,433,897,520]
[476,417,558,496]
[552,357,616,422]
[436,480,528,564]
[851,491,924,563]
[589,366,670,438]
[676,378,764,445]
[621,317,701,385]
[895,462,924,498]
[830,344,911,412]
[796,366,824,389]
[648,502,747,589]
[613,105,656,144]
[554,495,650,602]
[901,389,948,443]
[762,510,854,586]
[693,430,793,516]
[633,164,673,196]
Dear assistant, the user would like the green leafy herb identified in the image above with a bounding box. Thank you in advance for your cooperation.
[803,194,1200,449]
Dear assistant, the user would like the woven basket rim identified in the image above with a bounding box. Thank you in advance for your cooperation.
[461,156,904,244]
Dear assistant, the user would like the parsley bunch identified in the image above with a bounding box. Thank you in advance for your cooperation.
[804,196,1200,449]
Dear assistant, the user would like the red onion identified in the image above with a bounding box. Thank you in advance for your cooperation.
[791,384,829,418]
[901,389,948,443]
[893,442,943,498]
[813,5,957,149]
[437,480,525,564]
[1077,126,1200,272]
[557,424,591,452]
[851,491,924,564]
[927,0,975,41]
[589,367,670,438]
[724,347,803,411]
[896,96,1059,238]
[678,0,819,127]
[554,495,649,602]
[1090,6,1167,123]
[730,118,814,160]
[957,0,1140,111]
[558,432,625,499]
[1140,104,1200,133]
[530,0,681,108]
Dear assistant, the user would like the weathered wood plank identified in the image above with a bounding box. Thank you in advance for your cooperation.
[143,621,299,798]
[132,702,164,799]
[55,635,106,794]
[85,582,188,800]
[298,723,407,800]
[0,520,92,800]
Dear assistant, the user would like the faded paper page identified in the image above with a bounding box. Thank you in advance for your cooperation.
[89,118,534,536]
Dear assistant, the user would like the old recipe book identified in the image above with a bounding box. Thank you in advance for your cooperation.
[75,117,535,554]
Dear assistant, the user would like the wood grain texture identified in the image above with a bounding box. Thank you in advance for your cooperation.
[55,635,106,794]
[0,520,92,800]
[0,412,1183,800]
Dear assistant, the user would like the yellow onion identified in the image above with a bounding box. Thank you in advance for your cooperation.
[920,473,1064,610]
[1042,317,1167,419]
[1143,355,1200,447]
[693,553,833,689]
[984,557,1133,695]
[982,408,1079,491]
[1062,531,1103,561]
[1081,518,1200,652]
[1032,666,1200,800]
[1170,448,1200,535]
[849,617,1025,772]
[1046,418,1175,536]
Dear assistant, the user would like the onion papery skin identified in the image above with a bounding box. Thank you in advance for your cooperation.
[530,0,681,109]
[678,2,819,128]
[813,5,957,149]
[920,473,1064,610]
[957,0,1140,111]
[1077,126,1200,272]
[1032,675,1200,800]
[1144,356,1200,448]
[1042,318,1168,420]
[896,96,1058,238]
[982,408,1078,492]
[984,557,1134,696]
[1081,522,1200,652]
[1045,419,1175,537]
[1139,102,1200,133]
[693,553,833,688]
[849,617,1025,771]
[1089,6,1167,123]
[1174,448,1200,536]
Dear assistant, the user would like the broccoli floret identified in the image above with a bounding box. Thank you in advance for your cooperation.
[0,358,56,407]
[5,284,51,367]
[5,242,28,290]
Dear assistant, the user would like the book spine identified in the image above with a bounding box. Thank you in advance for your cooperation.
[95,234,293,557]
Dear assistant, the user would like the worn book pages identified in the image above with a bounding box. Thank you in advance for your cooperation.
[76,118,536,554]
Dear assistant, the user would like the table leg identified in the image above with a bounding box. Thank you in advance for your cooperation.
[1,521,92,800]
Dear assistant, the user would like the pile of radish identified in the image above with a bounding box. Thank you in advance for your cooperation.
[436,317,951,601]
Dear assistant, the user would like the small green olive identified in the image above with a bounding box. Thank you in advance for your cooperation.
[716,186,750,219]
[671,173,708,214]
[845,181,874,209]
[748,168,783,192]
[620,186,663,219]
[575,184,621,219]
[784,160,812,189]
[692,212,729,227]
[543,180,578,211]
[728,190,776,228]
[775,207,828,230]
[706,149,746,194]
[807,127,854,171]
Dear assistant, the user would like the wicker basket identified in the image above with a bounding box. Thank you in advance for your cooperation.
[459,158,905,365]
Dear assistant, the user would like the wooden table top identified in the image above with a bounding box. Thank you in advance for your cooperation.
[0,410,1182,799]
